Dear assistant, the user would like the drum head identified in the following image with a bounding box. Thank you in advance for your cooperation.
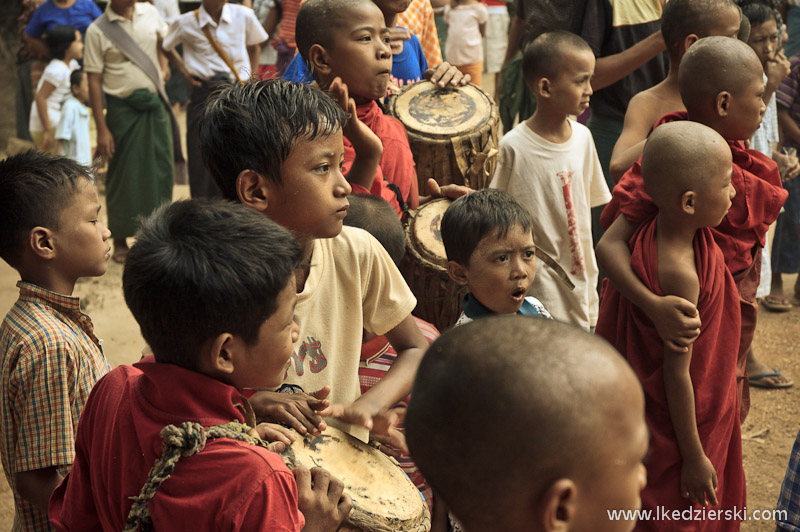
[281,427,429,532]
[391,83,492,137]
[407,198,452,270]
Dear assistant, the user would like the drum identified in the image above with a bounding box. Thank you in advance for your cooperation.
[280,427,430,532]
[385,82,499,191]
[399,198,467,332]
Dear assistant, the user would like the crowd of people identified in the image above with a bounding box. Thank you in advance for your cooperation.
[4,0,800,530]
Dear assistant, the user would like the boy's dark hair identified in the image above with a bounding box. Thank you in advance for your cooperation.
[441,189,534,266]
[522,30,592,82]
[661,0,739,59]
[295,0,372,67]
[343,194,406,265]
[0,150,91,268]
[122,199,302,370]
[46,25,78,61]
[70,68,84,88]
[200,79,346,201]
[741,2,776,28]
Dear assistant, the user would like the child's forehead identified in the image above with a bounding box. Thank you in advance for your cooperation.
[332,1,386,30]
[475,224,534,250]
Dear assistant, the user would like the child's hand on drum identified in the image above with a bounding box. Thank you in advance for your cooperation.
[370,406,409,457]
[418,177,471,206]
[250,387,331,436]
[294,466,353,532]
[254,422,297,452]
[425,62,471,89]
[321,402,410,455]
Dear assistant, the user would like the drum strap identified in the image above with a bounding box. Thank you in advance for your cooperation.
[384,177,409,214]
[123,420,270,532]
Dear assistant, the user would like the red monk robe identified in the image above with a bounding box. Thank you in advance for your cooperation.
[600,111,788,422]
[596,219,745,532]
[343,100,420,217]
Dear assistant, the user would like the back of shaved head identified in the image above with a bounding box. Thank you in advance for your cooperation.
[641,121,731,207]
[661,0,738,58]
[679,36,762,116]
[405,316,640,529]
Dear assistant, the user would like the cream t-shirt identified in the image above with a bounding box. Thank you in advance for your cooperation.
[491,120,611,330]
[284,226,417,439]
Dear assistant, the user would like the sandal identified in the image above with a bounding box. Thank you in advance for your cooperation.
[749,369,794,389]
[761,294,792,312]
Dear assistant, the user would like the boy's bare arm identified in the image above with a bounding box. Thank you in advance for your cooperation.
[609,92,659,182]
[247,44,261,75]
[14,467,62,513]
[596,215,701,351]
[659,258,719,507]
[591,30,665,91]
[88,72,114,160]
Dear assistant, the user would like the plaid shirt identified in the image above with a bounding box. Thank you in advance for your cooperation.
[778,430,800,531]
[397,0,443,67]
[0,282,110,532]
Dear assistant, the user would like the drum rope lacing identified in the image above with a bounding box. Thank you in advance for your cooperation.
[123,420,268,532]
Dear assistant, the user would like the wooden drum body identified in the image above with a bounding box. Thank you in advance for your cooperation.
[386,83,499,191]
[280,427,430,532]
[400,199,467,332]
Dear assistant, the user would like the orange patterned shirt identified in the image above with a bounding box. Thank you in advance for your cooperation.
[397,0,443,67]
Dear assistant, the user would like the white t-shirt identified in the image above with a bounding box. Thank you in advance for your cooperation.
[163,3,268,82]
[491,120,611,330]
[29,59,79,133]
[284,226,417,440]
[55,95,92,166]
[443,3,488,66]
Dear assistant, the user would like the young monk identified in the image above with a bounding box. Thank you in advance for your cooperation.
[597,122,745,530]
[608,0,742,182]
[406,315,649,532]
[597,37,790,420]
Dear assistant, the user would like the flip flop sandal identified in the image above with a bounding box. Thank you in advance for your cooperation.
[761,295,792,312]
[749,369,794,389]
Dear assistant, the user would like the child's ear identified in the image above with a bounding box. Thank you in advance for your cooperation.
[541,478,577,532]
[207,333,238,376]
[682,34,699,53]
[447,260,470,286]
[29,227,56,261]
[681,190,697,215]
[308,43,332,78]
[715,91,731,117]
[236,169,272,213]
[537,78,552,98]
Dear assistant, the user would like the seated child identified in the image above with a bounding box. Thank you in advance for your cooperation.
[441,188,552,324]
[0,151,111,531]
[597,121,745,530]
[344,193,438,508]
[597,37,789,419]
[608,0,742,182]
[199,80,428,443]
[49,199,352,531]
[405,315,649,532]
[295,0,470,214]
[29,25,82,152]
[55,69,92,166]
[490,31,610,332]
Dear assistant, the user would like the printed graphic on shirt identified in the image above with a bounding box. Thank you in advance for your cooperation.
[291,336,327,375]
[558,171,586,275]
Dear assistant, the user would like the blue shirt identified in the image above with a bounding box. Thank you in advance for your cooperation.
[459,293,552,322]
[25,0,102,37]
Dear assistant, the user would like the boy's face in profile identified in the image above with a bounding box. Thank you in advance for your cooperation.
[73,73,89,104]
[723,64,766,141]
[695,158,735,228]
[267,128,352,240]
[455,224,536,314]
[705,5,742,40]
[52,178,112,280]
[548,46,595,117]
[233,278,300,390]
[324,2,393,102]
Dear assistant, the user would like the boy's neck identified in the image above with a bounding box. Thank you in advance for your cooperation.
[19,264,76,297]
[526,107,572,144]
[295,240,315,293]
[655,213,700,249]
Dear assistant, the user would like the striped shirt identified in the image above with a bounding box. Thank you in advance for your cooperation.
[397,0,444,67]
[777,52,800,150]
[777,429,800,531]
[0,282,110,532]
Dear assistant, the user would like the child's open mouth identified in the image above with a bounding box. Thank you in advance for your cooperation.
[511,287,526,301]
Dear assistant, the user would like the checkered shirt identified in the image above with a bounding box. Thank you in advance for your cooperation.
[397,0,444,67]
[777,429,800,531]
[0,282,110,532]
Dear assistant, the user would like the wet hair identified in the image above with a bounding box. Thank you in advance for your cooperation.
[122,199,302,370]
[661,0,740,59]
[199,79,346,201]
[46,25,78,60]
[406,316,642,529]
[0,150,92,268]
[343,194,406,265]
[522,30,593,82]
[70,68,85,89]
[741,2,777,27]
[441,189,534,266]
[295,0,374,68]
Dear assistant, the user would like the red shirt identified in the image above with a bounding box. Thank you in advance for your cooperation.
[344,101,419,216]
[602,111,787,274]
[49,357,305,532]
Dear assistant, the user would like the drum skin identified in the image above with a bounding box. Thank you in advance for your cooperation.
[280,427,430,532]
[400,199,467,332]
[385,83,499,191]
